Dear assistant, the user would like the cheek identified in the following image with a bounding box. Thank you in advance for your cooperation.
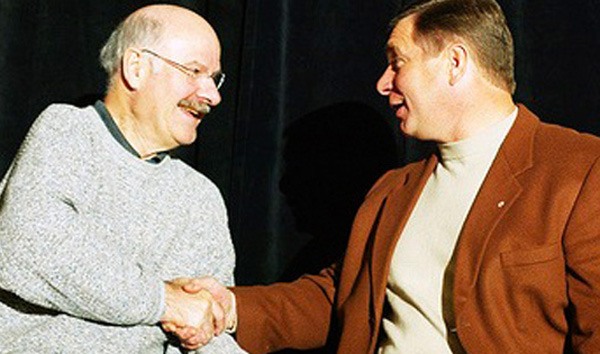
[392,72,406,88]
[151,74,193,99]
[394,67,420,92]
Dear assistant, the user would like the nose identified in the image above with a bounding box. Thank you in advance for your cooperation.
[195,77,222,107]
[376,66,394,96]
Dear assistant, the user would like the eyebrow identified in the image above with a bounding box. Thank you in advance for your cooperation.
[385,44,405,61]
[189,60,221,73]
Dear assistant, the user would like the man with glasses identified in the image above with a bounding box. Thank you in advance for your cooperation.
[0,4,243,353]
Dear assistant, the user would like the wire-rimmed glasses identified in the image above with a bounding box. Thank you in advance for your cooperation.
[141,48,225,90]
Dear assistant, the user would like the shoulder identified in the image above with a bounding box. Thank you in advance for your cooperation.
[365,158,430,199]
[527,120,600,178]
[26,104,100,146]
[10,104,103,182]
[4,105,102,201]
[536,121,600,158]
[33,104,97,130]
[512,105,600,168]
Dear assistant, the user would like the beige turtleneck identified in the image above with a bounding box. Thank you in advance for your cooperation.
[378,108,517,353]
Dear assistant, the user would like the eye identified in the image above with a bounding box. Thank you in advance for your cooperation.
[390,58,404,72]
[189,67,203,77]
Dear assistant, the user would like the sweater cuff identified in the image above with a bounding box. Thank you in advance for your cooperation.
[148,280,167,324]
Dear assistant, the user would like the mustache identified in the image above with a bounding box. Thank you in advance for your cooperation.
[177,99,211,115]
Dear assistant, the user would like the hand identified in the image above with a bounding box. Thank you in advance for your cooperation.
[161,278,226,350]
[165,277,237,350]
[182,277,234,324]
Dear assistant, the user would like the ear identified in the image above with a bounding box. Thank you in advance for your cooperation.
[447,43,468,86]
[121,48,147,90]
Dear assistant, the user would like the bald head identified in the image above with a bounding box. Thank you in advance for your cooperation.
[135,5,219,48]
[99,4,220,88]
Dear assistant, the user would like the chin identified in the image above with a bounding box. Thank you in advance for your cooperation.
[180,138,197,146]
[399,121,414,137]
[176,133,198,147]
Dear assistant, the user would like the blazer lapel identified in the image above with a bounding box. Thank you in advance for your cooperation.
[453,104,539,317]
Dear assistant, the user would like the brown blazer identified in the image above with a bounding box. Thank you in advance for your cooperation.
[233,105,600,353]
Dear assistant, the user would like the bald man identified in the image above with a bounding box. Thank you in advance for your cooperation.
[0,4,244,353]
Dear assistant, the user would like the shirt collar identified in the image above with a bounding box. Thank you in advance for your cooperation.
[93,100,168,164]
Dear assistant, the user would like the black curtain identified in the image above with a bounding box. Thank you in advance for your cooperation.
[2,0,600,287]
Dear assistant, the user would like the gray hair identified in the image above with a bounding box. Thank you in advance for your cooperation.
[99,12,164,88]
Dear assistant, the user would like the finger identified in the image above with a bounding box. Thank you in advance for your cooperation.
[180,331,202,350]
[182,342,202,351]
[175,326,198,341]
[202,280,228,302]
[211,297,226,335]
[183,328,212,350]
[198,314,214,343]
[161,322,178,333]
[207,286,233,314]
[181,334,203,351]
[182,327,213,349]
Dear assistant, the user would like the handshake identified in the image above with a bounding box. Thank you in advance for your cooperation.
[160,277,236,350]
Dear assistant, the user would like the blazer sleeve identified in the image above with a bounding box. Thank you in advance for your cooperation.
[232,265,338,353]
[564,156,600,352]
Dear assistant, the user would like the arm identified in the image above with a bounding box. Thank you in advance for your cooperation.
[232,266,338,354]
[0,107,162,325]
[564,156,600,352]
[167,267,337,353]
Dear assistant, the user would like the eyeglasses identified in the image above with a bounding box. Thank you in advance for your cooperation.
[141,48,225,90]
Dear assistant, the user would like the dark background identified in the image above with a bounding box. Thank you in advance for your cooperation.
[1,0,599,286]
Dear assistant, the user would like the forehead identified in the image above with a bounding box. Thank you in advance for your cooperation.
[159,27,221,69]
[386,15,419,58]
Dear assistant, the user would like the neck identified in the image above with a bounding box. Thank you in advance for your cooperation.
[104,88,163,159]
[446,84,515,143]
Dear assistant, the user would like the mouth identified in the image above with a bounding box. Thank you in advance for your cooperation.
[391,97,406,114]
[177,99,210,119]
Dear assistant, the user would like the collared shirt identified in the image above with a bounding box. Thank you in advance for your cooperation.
[93,100,168,164]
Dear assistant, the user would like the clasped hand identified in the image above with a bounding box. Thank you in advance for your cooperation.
[160,277,234,350]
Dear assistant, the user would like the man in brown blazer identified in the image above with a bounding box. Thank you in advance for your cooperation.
[169,0,600,352]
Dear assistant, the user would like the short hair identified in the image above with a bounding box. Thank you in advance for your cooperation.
[99,12,164,88]
[392,0,516,94]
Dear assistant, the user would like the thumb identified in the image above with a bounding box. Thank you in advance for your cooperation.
[182,277,216,294]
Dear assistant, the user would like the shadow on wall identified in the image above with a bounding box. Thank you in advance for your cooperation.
[275,101,398,353]
[278,101,399,283]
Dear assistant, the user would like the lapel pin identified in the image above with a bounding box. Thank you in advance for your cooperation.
[497,201,506,208]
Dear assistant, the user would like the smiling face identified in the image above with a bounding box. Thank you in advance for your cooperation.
[140,47,221,151]
[376,15,455,142]
[134,14,222,151]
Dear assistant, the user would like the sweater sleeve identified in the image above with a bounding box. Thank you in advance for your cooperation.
[0,105,164,326]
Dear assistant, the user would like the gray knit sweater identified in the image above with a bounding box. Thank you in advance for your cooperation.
[0,104,245,353]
